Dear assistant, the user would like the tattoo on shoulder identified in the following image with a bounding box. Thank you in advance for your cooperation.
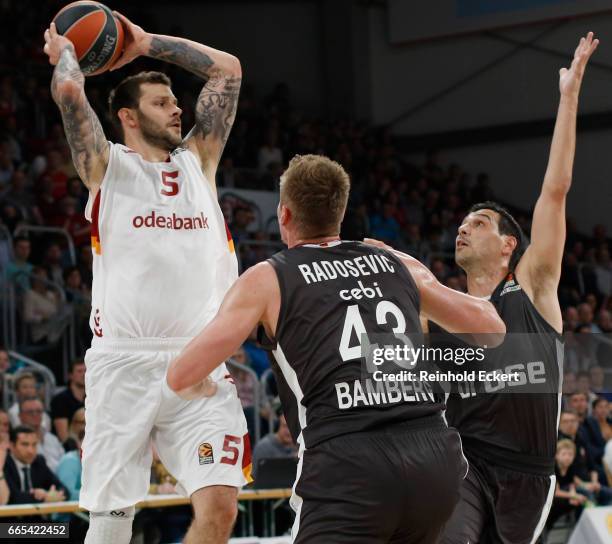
[194,74,241,147]
[52,47,107,185]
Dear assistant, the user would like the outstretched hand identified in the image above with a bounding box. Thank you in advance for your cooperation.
[43,22,75,66]
[109,11,151,71]
[559,32,599,98]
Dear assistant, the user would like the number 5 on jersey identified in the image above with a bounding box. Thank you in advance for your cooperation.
[161,170,180,196]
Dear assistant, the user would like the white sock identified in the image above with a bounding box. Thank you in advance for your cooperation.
[84,507,135,544]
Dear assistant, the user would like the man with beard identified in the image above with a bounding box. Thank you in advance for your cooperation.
[44,12,248,544]
[437,33,598,544]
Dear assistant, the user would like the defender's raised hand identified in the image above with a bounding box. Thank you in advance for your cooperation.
[559,32,599,97]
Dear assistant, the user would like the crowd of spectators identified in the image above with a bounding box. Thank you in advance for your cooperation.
[0,1,610,540]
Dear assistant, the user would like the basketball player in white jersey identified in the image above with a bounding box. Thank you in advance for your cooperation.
[44,12,248,544]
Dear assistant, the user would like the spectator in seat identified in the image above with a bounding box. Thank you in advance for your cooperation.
[217,156,240,188]
[42,242,64,286]
[8,372,51,432]
[568,392,590,424]
[0,170,38,223]
[243,329,270,378]
[62,408,85,453]
[51,360,85,445]
[563,371,577,396]
[65,176,88,211]
[0,350,9,406]
[597,309,612,333]
[251,413,297,479]
[582,397,612,480]
[229,346,268,443]
[229,205,254,245]
[589,366,612,401]
[564,306,580,332]
[578,302,598,333]
[5,426,67,504]
[56,426,84,501]
[559,410,611,504]
[576,370,598,410]
[23,266,69,344]
[0,142,13,187]
[257,128,283,175]
[0,409,9,441]
[76,244,93,286]
[42,149,68,200]
[0,426,9,505]
[604,441,612,486]
[595,246,612,297]
[53,197,90,248]
[36,175,57,225]
[64,268,92,353]
[559,410,590,470]
[55,426,88,542]
[19,397,64,472]
[547,439,588,529]
[369,201,401,244]
[4,236,33,292]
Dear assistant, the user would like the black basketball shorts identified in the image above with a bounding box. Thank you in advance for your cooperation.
[291,414,468,544]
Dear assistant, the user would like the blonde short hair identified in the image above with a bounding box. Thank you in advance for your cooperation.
[556,439,576,454]
[280,154,350,238]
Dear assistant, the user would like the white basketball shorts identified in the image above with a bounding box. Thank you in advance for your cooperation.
[79,338,251,512]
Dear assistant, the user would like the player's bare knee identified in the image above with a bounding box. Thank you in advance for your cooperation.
[193,497,237,529]
[192,486,238,528]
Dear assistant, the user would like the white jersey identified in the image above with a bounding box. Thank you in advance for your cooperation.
[85,142,238,340]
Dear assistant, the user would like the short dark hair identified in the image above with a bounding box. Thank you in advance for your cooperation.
[18,396,42,412]
[108,71,172,137]
[63,266,81,282]
[592,397,607,410]
[10,425,36,443]
[69,359,85,373]
[13,236,30,247]
[468,201,528,271]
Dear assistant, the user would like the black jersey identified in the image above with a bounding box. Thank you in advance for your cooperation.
[441,272,563,470]
[265,241,443,449]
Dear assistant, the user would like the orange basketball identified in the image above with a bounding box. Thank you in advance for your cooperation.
[52,1,124,76]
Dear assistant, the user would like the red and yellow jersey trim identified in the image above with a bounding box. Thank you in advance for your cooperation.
[90,190,102,255]
[225,221,235,253]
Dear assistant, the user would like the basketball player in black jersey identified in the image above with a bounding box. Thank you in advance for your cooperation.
[371,33,598,544]
[167,154,505,543]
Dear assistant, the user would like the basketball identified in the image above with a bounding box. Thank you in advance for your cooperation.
[52,1,124,76]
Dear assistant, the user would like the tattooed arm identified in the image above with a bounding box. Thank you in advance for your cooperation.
[113,12,241,185]
[44,23,109,194]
